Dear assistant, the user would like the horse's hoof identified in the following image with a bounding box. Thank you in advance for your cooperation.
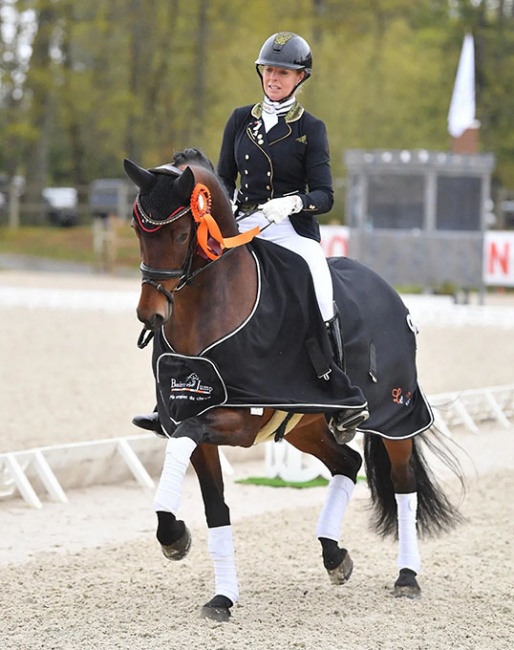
[327,548,354,585]
[393,568,421,599]
[200,595,233,622]
[160,526,192,561]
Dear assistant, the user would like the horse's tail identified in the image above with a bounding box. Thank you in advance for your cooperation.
[363,429,466,539]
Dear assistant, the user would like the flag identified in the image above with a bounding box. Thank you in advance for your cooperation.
[448,34,476,138]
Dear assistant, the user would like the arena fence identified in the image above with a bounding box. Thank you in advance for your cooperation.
[1,384,513,508]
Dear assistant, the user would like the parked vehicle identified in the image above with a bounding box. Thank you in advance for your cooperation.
[42,187,79,227]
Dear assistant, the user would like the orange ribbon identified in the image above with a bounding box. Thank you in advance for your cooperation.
[190,183,259,260]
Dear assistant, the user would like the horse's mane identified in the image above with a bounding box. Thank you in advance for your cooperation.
[172,147,216,174]
[172,147,237,232]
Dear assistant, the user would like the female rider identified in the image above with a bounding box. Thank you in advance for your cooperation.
[216,31,368,437]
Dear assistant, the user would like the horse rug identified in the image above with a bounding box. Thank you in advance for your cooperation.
[152,238,433,439]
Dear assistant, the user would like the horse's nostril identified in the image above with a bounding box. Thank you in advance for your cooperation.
[149,314,165,331]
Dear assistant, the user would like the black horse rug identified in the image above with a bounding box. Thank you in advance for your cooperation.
[152,238,433,439]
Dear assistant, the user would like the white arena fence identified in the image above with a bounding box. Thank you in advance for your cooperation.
[1,285,514,506]
[1,384,513,509]
[2,286,514,329]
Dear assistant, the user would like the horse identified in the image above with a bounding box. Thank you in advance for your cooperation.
[124,154,464,622]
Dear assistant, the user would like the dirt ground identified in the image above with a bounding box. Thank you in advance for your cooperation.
[1,269,513,649]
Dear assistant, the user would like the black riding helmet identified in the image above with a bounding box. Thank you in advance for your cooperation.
[255,32,312,92]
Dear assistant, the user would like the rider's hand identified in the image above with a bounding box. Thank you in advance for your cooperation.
[258,196,303,224]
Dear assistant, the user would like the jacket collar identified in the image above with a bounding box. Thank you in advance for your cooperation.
[251,100,304,123]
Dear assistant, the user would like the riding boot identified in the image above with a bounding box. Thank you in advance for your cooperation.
[132,408,167,439]
[325,305,369,444]
[326,307,345,371]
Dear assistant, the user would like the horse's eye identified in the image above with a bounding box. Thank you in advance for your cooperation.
[177,232,189,244]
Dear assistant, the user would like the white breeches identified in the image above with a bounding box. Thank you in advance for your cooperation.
[238,212,335,321]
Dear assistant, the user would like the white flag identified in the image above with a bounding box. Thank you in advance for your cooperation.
[448,34,476,138]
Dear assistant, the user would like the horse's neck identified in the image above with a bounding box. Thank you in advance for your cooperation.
[166,246,257,355]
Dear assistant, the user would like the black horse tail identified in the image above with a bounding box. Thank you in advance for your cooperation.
[363,429,466,539]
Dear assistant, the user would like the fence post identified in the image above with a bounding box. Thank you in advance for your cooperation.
[8,177,21,229]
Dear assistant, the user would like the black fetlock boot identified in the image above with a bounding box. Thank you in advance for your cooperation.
[325,305,369,443]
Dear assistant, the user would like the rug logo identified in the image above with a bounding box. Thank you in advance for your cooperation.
[392,387,412,406]
[169,372,214,402]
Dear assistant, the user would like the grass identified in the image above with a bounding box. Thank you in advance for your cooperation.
[235,476,330,489]
[235,474,368,489]
[0,223,141,270]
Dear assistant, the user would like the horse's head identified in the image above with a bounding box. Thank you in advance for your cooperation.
[124,156,237,332]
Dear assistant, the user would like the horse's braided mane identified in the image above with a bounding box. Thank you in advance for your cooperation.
[172,147,215,174]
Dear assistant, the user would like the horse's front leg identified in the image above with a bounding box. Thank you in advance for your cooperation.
[154,435,197,559]
[153,413,258,621]
[190,444,238,622]
[153,417,223,549]
[382,437,421,599]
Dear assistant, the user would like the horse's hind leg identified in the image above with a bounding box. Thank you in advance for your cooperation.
[286,420,362,586]
[190,444,238,622]
[380,437,421,599]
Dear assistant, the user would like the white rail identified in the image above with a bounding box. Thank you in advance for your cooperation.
[1,385,513,508]
[265,384,514,483]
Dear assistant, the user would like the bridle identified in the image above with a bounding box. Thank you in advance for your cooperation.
[133,170,261,348]
[133,194,201,298]
[135,189,247,302]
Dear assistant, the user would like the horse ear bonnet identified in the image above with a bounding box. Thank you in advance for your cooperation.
[172,166,196,203]
[123,159,156,191]
[124,159,196,223]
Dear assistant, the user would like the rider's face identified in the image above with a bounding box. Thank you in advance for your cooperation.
[262,66,305,102]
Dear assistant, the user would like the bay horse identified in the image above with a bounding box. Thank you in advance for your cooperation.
[124,155,463,622]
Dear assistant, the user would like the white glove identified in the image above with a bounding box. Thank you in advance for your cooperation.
[258,195,303,224]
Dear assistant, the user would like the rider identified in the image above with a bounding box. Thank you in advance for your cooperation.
[216,31,368,437]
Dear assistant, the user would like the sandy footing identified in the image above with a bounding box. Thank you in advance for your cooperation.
[1,270,513,648]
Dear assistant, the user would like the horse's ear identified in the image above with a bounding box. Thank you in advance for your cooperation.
[174,166,196,203]
[123,159,156,191]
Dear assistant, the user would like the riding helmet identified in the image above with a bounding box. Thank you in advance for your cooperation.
[255,32,312,80]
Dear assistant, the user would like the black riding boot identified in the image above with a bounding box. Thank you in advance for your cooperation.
[325,306,369,443]
[132,408,166,438]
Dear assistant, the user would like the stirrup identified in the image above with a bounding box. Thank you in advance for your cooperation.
[328,409,369,444]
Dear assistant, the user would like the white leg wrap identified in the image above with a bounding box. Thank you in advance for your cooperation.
[153,437,197,514]
[208,526,239,605]
[395,492,421,573]
[316,474,355,541]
